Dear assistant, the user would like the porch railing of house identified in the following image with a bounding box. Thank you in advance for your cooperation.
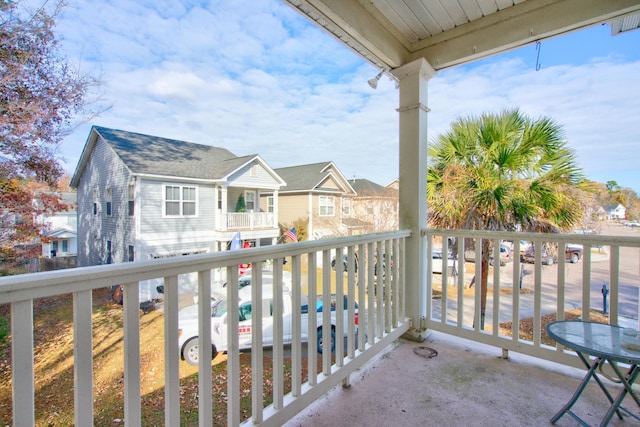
[223,212,276,230]
[0,230,409,427]
[423,228,640,369]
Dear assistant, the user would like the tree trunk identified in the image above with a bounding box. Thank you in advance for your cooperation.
[480,239,491,330]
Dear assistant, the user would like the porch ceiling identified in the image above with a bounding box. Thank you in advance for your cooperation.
[283,0,640,71]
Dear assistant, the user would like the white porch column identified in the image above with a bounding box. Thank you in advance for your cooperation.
[273,189,279,228]
[220,186,228,231]
[392,58,436,342]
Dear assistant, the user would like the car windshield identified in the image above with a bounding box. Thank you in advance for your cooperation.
[212,299,227,318]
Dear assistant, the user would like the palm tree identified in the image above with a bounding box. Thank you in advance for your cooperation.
[427,109,585,329]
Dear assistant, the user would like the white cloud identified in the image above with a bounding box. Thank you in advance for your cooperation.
[54,0,640,192]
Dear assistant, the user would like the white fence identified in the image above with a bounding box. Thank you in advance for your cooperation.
[423,228,640,368]
[0,231,409,426]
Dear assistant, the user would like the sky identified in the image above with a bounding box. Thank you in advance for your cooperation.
[48,0,640,192]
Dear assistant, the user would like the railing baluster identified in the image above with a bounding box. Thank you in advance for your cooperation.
[385,239,393,331]
[123,282,141,425]
[492,239,500,337]
[357,243,366,351]
[557,243,566,324]
[512,241,521,342]
[197,270,213,427]
[582,243,592,321]
[73,289,94,426]
[474,238,482,331]
[291,254,303,396]
[366,242,375,345]
[163,275,180,426]
[610,245,620,325]
[251,264,264,423]
[227,266,240,426]
[12,299,34,427]
[322,249,332,375]
[375,242,383,339]
[307,253,318,385]
[347,246,357,358]
[273,260,284,409]
[334,247,345,368]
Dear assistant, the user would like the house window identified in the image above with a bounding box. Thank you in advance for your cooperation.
[105,187,112,216]
[342,198,351,216]
[106,240,112,264]
[164,185,197,216]
[128,245,134,262]
[61,239,68,253]
[245,191,256,211]
[366,200,374,216]
[319,195,335,216]
[267,196,274,213]
[93,189,98,215]
[128,184,135,216]
[217,189,222,209]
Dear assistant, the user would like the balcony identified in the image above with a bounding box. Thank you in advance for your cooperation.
[2,227,640,426]
[220,212,277,231]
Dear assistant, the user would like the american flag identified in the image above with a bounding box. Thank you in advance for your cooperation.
[284,227,298,242]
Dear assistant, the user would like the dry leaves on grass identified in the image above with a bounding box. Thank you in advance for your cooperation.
[499,309,609,346]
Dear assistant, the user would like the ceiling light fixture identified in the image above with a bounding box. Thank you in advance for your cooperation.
[368,70,384,89]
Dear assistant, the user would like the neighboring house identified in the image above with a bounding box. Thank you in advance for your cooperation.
[71,126,285,300]
[38,191,78,259]
[385,179,399,191]
[349,178,398,234]
[602,204,626,220]
[266,162,356,240]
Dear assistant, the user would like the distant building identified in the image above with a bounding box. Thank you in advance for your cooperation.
[267,162,356,240]
[38,192,78,259]
[602,204,626,220]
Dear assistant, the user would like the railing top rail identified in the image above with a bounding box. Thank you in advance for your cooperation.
[0,230,410,304]
[422,228,640,247]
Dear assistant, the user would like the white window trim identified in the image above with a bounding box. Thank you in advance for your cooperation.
[244,190,257,211]
[319,195,335,217]
[163,184,199,217]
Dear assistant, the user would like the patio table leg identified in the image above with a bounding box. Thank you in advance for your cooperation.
[599,364,640,427]
[551,354,623,425]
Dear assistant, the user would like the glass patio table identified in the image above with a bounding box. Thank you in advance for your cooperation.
[547,320,640,427]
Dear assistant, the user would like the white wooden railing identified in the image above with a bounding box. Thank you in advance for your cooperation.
[0,231,409,427]
[423,228,640,369]
[222,212,276,230]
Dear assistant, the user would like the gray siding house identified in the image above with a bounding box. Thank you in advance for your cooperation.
[71,126,285,300]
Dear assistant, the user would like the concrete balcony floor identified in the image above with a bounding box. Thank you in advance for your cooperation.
[286,331,639,427]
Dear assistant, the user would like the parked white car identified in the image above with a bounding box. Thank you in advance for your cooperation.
[193,271,292,304]
[179,284,359,365]
[431,247,465,274]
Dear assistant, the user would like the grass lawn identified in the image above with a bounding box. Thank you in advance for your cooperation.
[0,289,320,426]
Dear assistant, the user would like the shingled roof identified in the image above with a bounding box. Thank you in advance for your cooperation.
[274,161,355,194]
[96,126,257,180]
[71,126,264,186]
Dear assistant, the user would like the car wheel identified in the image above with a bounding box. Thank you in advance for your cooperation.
[317,327,336,354]
[570,253,579,263]
[182,338,218,366]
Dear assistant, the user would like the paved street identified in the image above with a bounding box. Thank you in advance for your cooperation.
[431,222,640,329]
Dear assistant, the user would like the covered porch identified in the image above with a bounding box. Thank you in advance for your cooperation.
[3,1,640,426]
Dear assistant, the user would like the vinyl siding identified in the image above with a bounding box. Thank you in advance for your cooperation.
[76,137,136,267]
[277,194,309,225]
[227,161,280,188]
[138,179,217,256]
